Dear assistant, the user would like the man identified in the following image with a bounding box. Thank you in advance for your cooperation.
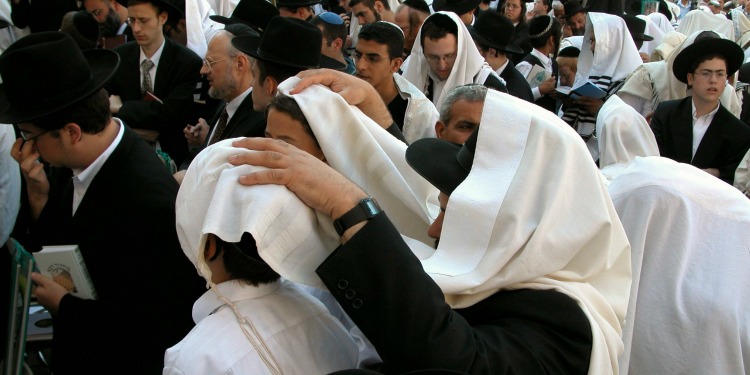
[469,11,534,102]
[349,0,395,24]
[312,12,356,74]
[516,15,561,111]
[650,31,750,184]
[166,142,363,373]
[2,32,204,374]
[82,0,132,40]
[533,0,551,16]
[176,25,263,182]
[678,0,693,19]
[209,0,279,32]
[402,11,507,109]
[434,84,485,144]
[276,0,319,20]
[563,0,586,36]
[227,68,630,374]
[708,0,723,13]
[432,0,481,25]
[394,0,430,59]
[106,0,202,166]
[355,22,438,142]
[622,14,654,63]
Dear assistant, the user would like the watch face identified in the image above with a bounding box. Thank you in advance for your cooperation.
[362,198,381,217]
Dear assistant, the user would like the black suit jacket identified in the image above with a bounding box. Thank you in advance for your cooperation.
[651,97,750,184]
[106,38,202,166]
[317,213,593,374]
[28,127,205,375]
[500,62,534,103]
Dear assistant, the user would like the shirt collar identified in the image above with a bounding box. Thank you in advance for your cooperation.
[140,38,166,67]
[530,48,552,68]
[226,87,253,120]
[495,58,510,75]
[72,118,125,182]
[691,99,721,121]
[192,279,282,323]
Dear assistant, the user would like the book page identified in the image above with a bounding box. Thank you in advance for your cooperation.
[526,65,551,89]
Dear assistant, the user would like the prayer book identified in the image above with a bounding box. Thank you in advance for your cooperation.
[33,245,98,300]
[525,64,552,88]
[100,35,126,49]
[555,81,607,100]
[143,90,164,104]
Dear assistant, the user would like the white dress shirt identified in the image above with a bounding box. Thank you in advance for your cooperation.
[207,87,252,143]
[515,49,552,100]
[691,100,720,159]
[139,39,166,91]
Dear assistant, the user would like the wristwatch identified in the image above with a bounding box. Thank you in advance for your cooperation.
[333,197,382,236]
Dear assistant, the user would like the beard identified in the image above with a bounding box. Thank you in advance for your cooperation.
[208,69,239,101]
[100,9,122,37]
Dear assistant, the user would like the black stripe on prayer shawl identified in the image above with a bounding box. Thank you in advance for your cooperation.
[561,76,625,140]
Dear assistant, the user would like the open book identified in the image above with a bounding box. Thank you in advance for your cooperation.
[555,81,607,100]
[33,245,98,300]
[525,64,552,88]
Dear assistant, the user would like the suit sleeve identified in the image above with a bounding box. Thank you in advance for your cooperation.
[649,102,667,155]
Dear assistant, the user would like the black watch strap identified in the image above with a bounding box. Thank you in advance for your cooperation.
[333,197,382,236]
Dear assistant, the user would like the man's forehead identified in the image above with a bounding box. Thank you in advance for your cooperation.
[423,34,457,52]
[357,39,389,54]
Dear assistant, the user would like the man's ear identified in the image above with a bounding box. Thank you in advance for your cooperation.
[204,234,218,261]
[62,123,83,145]
[332,37,344,51]
[265,76,279,96]
[236,54,249,71]
[390,56,404,73]
[435,120,446,139]
[374,0,384,12]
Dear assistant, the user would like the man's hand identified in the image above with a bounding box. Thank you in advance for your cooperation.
[184,118,209,147]
[291,69,394,129]
[229,137,367,221]
[576,96,604,117]
[11,138,49,220]
[109,95,123,114]
[702,167,720,178]
[31,272,71,315]
[639,52,650,64]
[538,76,556,96]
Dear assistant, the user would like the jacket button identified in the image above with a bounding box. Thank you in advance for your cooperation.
[337,279,348,290]
[345,289,356,299]
[352,299,363,309]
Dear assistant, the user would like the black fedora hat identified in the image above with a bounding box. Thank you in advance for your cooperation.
[673,30,744,84]
[563,0,587,19]
[0,32,120,124]
[231,16,322,70]
[622,14,653,42]
[403,0,432,13]
[406,126,478,195]
[115,0,184,21]
[210,0,279,33]
[432,0,481,16]
[468,12,523,54]
[276,0,321,8]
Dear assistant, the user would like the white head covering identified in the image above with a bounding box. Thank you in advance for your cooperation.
[184,0,223,58]
[409,89,632,374]
[649,30,686,61]
[637,14,666,57]
[559,35,584,50]
[618,30,742,116]
[607,156,750,375]
[596,95,659,172]
[562,12,643,160]
[401,11,496,109]
[648,11,676,35]
[677,9,735,39]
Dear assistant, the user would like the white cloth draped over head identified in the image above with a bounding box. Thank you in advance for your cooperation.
[408,89,632,375]
[677,9,735,39]
[606,156,750,375]
[401,11,497,109]
[637,14,666,57]
[729,8,750,43]
[562,12,642,160]
[618,30,742,117]
[277,77,439,247]
[647,12,675,35]
[559,35,584,51]
[649,30,686,61]
[185,0,224,58]
[595,95,658,173]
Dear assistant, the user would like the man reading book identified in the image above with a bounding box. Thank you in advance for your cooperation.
[2,32,205,374]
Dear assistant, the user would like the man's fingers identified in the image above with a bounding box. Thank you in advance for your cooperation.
[10,138,23,162]
[237,168,289,186]
[19,152,41,174]
[291,69,339,94]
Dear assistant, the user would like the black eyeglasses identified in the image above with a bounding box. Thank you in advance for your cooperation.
[19,129,51,142]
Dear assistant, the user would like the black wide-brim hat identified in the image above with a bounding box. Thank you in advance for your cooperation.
[673,30,744,84]
[563,0,587,19]
[276,0,321,8]
[622,14,653,42]
[405,127,478,195]
[210,0,279,33]
[432,0,482,16]
[403,0,431,13]
[232,16,322,70]
[0,32,120,124]
[115,0,184,21]
[468,11,523,54]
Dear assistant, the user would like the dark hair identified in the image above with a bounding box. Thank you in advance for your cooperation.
[265,95,320,148]
[688,52,726,74]
[358,22,404,59]
[256,59,302,86]
[475,43,501,57]
[213,233,280,286]
[349,0,390,10]
[311,15,347,48]
[419,14,458,45]
[538,0,551,12]
[529,16,561,51]
[501,0,526,26]
[127,0,168,16]
[32,88,111,134]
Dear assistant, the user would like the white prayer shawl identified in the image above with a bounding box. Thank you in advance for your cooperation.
[648,12,675,35]
[401,11,499,109]
[605,156,750,375]
[731,8,750,48]
[562,12,642,160]
[618,30,741,117]
[409,89,632,375]
[595,95,659,172]
[649,30,686,61]
[185,0,224,58]
[207,0,239,17]
[733,148,750,194]
[637,14,666,57]
[393,73,439,143]
[278,77,439,247]
[559,35,584,50]
[677,9,735,39]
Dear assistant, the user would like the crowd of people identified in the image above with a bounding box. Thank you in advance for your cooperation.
[1,0,749,373]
